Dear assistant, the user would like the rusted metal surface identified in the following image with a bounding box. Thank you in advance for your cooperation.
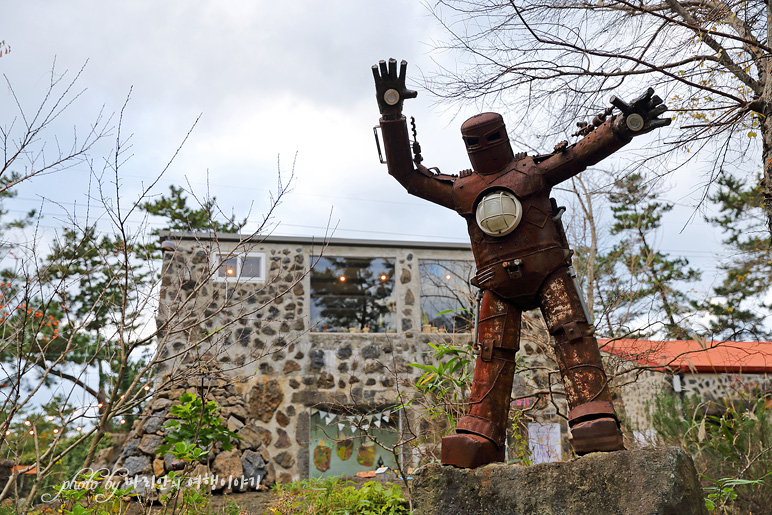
[441,433,503,468]
[569,417,625,455]
[441,290,521,468]
[370,59,668,467]
[540,269,613,411]
[460,112,514,175]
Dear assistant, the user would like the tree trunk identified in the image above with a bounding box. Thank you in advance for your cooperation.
[763,113,772,238]
[763,1,772,236]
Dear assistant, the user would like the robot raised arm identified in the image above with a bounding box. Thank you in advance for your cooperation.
[372,59,454,209]
[540,88,671,186]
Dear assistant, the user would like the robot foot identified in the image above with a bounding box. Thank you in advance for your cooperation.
[440,433,505,468]
[569,417,625,455]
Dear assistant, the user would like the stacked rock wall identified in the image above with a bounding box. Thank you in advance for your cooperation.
[112,365,273,495]
[143,234,477,481]
[615,365,772,437]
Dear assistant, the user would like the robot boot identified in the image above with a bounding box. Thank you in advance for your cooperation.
[441,291,520,468]
[540,268,625,455]
[554,333,625,454]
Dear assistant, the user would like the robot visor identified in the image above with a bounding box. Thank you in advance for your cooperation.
[464,127,506,152]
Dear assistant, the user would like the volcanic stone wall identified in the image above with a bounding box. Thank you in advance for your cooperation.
[615,365,772,439]
[148,234,475,481]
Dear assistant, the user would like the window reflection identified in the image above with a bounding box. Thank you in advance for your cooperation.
[310,257,395,333]
[420,260,475,333]
[213,253,265,282]
[241,256,263,278]
[216,256,238,279]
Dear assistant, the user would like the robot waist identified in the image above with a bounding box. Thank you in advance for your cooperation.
[471,246,571,303]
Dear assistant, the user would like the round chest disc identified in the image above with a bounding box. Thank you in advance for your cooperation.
[475,190,523,237]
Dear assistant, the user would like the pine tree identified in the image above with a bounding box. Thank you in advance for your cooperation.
[699,174,772,340]
[0,225,155,407]
[592,173,700,339]
[141,184,247,234]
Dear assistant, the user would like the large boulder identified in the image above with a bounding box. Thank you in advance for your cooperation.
[242,449,270,488]
[412,446,707,515]
[212,450,244,492]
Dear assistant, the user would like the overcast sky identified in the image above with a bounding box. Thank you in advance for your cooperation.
[1,1,728,291]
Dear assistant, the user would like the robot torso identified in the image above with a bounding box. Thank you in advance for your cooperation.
[451,156,572,306]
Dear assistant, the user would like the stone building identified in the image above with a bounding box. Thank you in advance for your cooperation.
[135,233,482,483]
[606,338,772,445]
[113,233,645,483]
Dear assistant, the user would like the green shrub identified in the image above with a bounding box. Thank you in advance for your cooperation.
[49,469,136,515]
[158,391,240,457]
[651,391,772,514]
[154,392,240,514]
[268,476,409,515]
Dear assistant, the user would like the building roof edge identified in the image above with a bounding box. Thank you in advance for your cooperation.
[158,231,472,251]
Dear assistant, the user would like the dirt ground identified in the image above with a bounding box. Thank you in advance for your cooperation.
[195,490,277,514]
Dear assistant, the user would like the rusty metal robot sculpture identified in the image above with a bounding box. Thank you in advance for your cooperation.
[371,58,671,468]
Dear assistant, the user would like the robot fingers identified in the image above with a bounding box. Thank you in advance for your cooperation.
[375,58,400,80]
[378,59,389,79]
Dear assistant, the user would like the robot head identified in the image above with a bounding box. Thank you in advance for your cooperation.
[461,112,514,175]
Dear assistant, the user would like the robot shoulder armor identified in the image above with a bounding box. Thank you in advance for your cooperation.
[433,172,458,183]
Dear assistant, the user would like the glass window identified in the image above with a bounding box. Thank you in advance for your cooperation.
[240,256,263,279]
[309,409,399,478]
[419,260,475,333]
[216,257,238,279]
[212,252,265,282]
[310,257,395,333]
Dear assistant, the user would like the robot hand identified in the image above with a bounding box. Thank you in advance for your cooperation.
[372,58,418,120]
[610,88,671,135]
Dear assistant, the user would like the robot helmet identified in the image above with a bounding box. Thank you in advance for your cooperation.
[461,112,514,175]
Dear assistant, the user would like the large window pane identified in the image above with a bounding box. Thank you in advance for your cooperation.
[309,409,399,478]
[420,260,475,333]
[310,257,395,333]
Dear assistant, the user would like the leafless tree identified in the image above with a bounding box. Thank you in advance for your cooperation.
[1,61,107,195]
[425,0,772,229]
[0,68,302,511]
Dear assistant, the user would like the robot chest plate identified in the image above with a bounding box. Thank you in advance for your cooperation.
[452,164,545,218]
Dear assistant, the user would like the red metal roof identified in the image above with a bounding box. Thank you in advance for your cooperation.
[12,465,37,475]
[600,339,772,374]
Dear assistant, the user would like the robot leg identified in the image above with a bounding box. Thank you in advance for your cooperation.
[539,267,625,454]
[441,289,521,468]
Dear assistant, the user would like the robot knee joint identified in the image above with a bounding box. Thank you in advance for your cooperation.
[477,331,519,362]
[550,320,594,344]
